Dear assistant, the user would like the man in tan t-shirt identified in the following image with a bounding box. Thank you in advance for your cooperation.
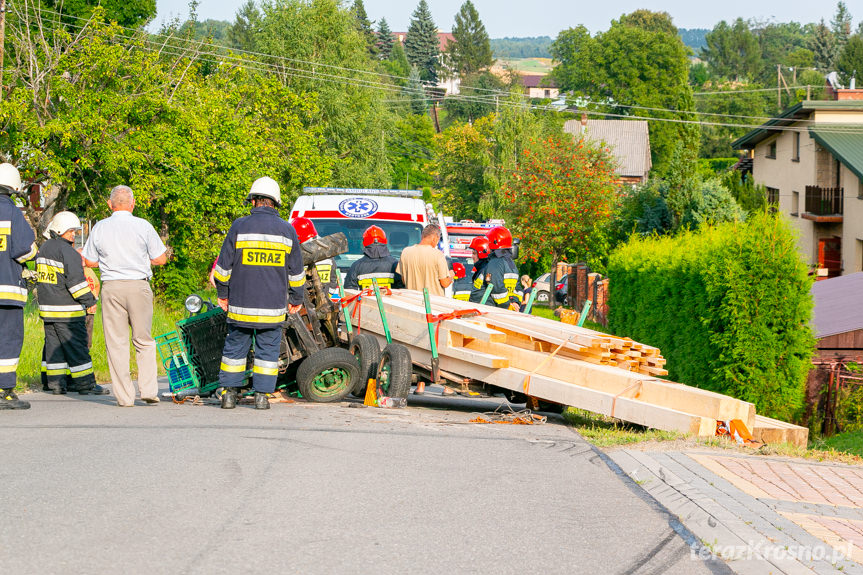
[397,224,453,297]
[397,224,455,395]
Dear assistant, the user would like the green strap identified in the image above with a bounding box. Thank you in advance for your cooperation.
[423,288,438,360]
[371,279,392,344]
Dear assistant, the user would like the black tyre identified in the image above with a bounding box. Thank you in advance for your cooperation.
[296,348,360,403]
[537,400,566,414]
[377,343,411,400]
[349,333,381,397]
[503,389,527,404]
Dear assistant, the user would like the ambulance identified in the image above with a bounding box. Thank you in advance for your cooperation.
[289,188,441,275]
[445,219,508,272]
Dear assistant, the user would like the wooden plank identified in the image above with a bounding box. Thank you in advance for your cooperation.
[752,415,809,448]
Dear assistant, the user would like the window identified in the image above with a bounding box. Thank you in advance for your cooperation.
[767,140,777,159]
[791,191,799,216]
[544,89,551,98]
[792,132,800,162]
[767,187,779,213]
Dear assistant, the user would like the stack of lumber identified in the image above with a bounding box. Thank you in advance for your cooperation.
[343,289,809,448]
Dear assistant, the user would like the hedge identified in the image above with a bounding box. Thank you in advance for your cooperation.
[607,213,816,421]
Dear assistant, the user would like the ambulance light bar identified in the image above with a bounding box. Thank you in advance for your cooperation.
[302,187,423,199]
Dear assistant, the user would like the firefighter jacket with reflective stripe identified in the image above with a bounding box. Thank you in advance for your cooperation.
[35,235,97,321]
[214,206,304,329]
[485,249,522,308]
[453,275,472,301]
[0,194,37,307]
[468,258,489,304]
[344,244,404,290]
[313,257,340,297]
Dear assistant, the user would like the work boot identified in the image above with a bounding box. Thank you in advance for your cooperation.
[220,388,237,409]
[254,392,270,410]
[0,389,31,410]
[77,385,109,395]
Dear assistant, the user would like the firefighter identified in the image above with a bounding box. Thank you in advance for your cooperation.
[36,212,107,395]
[290,217,339,299]
[344,225,404,290]
[468,236,491,304]
[451,262,472,301]
[0,163,37,410]
[213,177,305,410]
[484,226,522,310]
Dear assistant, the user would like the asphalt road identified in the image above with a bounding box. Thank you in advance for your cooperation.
[0,387,731,575]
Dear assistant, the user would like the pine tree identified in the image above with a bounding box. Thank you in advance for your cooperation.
[831,1,853,54]
[351,0,377,57]
[406,66,428,113]
[811,19,837,71]
[404,0,440,84]
[377,17,394,60]
[447,0,493,76]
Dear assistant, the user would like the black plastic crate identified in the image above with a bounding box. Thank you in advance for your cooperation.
[177,307,229,387]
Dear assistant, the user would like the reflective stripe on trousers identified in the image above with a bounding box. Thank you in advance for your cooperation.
[218,325,282,393]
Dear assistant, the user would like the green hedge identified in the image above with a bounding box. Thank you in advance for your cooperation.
[608,213,815,421]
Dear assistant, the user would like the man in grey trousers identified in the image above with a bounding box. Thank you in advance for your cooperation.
[83,186,168,407]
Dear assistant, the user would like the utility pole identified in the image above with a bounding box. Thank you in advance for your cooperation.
[777,64,782,112]
[0,0,6,102]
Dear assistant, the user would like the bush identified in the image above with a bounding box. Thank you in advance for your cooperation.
[608,213,815,420]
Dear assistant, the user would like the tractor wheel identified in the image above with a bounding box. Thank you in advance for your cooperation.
[296,348,359,403]
[349,333,380,397]
[377,343,411,401]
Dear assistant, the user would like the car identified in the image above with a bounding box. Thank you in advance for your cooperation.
[555,275,569,304]
[532,273,551,303]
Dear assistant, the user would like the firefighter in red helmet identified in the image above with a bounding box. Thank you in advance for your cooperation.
[344,225,404,290]
[468,235,492,304]
[482,227,522,310]
[290,217,339,299]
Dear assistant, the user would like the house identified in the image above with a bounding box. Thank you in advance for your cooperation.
[563,116,652,185]
[521,74,559,100]
[732,90,863,278]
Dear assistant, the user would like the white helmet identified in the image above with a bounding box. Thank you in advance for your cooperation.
[43,211,82,239]
[247,176,281,207]
[0,163,22,194]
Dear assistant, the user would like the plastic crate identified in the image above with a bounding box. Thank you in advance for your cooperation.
[167,357,197,394]
[155,330,200,393]
[176,307,231,389]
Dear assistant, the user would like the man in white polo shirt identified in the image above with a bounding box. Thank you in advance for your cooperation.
[82,185,168,407]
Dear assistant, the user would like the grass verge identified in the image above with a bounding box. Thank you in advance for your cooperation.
[563,408,685,448]
[17,296,184,390]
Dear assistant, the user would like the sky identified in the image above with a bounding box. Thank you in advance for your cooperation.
[153,0,860,37]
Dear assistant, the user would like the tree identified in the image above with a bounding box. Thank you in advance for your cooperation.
[433,118,494,221]
[838,35,863,84]
[227,0,262,51]
[447,0,493,76]
[501,135,619,273]
[552,12,699,176]
[618,10,677,36]
[404,0,440,84]
[831,1,853,54]
[383,41,411,83]
[256,0,392,187]
[701,19,762,81]
[811,19,837,71]
[696,83,768,158]
[42,0,156,28]
[350,0,377,57]
[405,66,428,114]
[388,114,436,191]
[444,71,502,124]
[377,17,394,60]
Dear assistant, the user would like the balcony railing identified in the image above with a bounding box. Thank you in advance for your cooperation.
[805,186,844,216]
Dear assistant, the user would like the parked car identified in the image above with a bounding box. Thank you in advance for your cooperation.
[555,276,569,305]
[532,273,551,303]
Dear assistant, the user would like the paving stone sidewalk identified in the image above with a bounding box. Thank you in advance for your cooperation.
[605,449,863,575]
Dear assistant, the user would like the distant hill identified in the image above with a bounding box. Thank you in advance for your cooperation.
[490,37,553,59]
[678,28,709,52]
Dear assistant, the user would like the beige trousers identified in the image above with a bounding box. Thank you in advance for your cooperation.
[101,280,158,406]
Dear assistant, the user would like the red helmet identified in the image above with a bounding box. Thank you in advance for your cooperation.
[487,226,512,250]
[362,225,387,247]
[291,217,317,244]
[452,262,466,279]
[469,236,490,259]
